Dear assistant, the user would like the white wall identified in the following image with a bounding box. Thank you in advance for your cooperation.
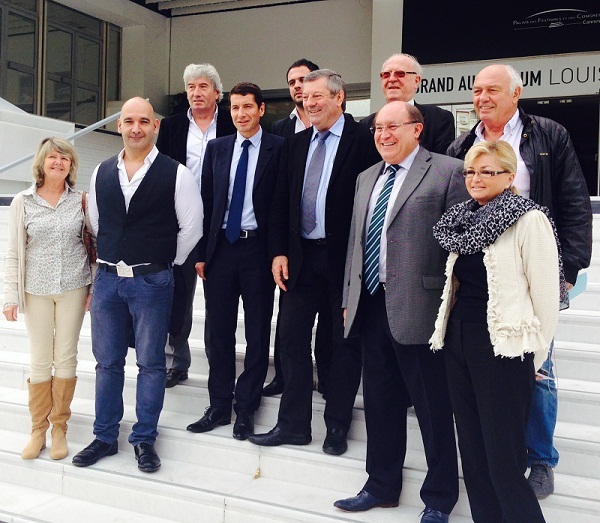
[169,0,373,94]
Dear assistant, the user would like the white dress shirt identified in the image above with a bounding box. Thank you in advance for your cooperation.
[301,113,345,239]
[223,129,262,231]
[475,109,530,198]
[88,145,203,266]
[365,145,420,282]
[186,106,219,189]
[289,107,310,134]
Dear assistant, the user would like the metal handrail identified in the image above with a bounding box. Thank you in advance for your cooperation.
[0,110,121,176]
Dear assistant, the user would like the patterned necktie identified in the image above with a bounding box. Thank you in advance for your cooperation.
[363,164,400,294]
[301,131,331,235]
[225,139,251,243]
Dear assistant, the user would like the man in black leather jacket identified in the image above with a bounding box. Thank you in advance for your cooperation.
[447,63,592,500]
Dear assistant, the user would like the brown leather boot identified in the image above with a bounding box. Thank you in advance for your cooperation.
[22,378,52,459]
[49,377,77,460]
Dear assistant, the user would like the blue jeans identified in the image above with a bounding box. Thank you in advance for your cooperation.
[91,268,174,446]
[526,341,559,468]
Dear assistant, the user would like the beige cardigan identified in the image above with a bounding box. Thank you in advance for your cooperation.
[4,188,94,313]
[429,210,560,370]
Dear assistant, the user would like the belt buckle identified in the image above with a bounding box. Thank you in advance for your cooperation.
[240,230,249,239]
[116,265,134,278]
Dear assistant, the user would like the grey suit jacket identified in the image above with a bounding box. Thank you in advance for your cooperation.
[342,147,468,345]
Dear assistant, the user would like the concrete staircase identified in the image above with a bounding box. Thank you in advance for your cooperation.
[0,207,598,523]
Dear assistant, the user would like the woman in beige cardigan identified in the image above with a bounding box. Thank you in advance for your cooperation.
[429,141,567,523]
[3,137,92,460]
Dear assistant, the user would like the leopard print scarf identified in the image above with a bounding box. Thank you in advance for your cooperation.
[433,189,569,307]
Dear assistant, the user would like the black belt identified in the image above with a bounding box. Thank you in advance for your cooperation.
[301,237,327,246]
[99,263,170,277]
[220,229,258,239]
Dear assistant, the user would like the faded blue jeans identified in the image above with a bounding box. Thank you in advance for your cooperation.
[526,341,559,468]
[91,267,173,446]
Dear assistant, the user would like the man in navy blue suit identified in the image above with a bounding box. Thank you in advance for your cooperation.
[186,83,284,441]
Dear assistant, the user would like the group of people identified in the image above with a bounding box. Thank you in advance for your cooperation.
[3,52,592,523]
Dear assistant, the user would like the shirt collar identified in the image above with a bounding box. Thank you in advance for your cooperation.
[385,144,420,173]
[236,127,262,148]
[475,108,519,140]
[186,106,218,126]
[24,182,74,196]
[117,145,159,170]
[311,112,345,141]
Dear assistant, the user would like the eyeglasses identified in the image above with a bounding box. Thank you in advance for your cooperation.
[370,121,419,134]
[462,169,510,178]
[379,70,418,80]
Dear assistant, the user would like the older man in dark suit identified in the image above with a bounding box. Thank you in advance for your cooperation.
[156,63,235,388]
[334,101,467,522]
[186,83,284,441]
[249,69,380,455]
[361,53,455,155]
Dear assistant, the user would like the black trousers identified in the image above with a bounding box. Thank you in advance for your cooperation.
[204,234,274,414]
[444,317,545,523]
[277,241,362,435]
[360,286,458,513]
[272,292,333,390]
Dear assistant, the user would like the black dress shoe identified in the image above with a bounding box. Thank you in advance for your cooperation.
[262,378,284,397]
[72,439,118,467]
[166,369,188,389]
[232,411,254,441]
[420,507,449,522]
[322,427,348,456]
[134,442,161,473]
[186,406,231,433]
[333,490,399,512]
[247,426,311,447]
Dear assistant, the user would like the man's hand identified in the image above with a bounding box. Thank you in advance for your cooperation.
[272,256,289,291]
[343,308,347,328]
[195,262,206,281]
[566,281,574,291]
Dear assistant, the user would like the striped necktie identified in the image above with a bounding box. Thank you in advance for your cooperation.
[363,164,399,295]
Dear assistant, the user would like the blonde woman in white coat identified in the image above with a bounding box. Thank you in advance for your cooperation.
[429,140,567,523]
[3,137,92,460]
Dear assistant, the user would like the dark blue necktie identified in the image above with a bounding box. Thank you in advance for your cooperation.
[225,139,251,243]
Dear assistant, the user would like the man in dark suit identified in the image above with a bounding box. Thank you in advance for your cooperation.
[265,58,333,399]
[270,59,319,138]
[361,53,455,155]
[186,83,284,441]
[156,63,236,388]
[333,101,466,521]
[249,70,380,456]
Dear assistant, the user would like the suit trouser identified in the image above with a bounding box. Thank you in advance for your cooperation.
[166,248,197,372]
[444,317,545,523]
[204,234,274,414]
[359,286,458,513]
[277,240,362,435]
[272,292,333,389]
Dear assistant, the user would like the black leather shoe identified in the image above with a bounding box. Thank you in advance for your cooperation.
[134,442,161,473]
[72,439,118,467]
[420,507,449,522]
[232,411,254,441]
[322,427,348,456]
[186,406,231,433]
[166,369,188,389]
[333,490,399,512]
[247,426,311,447]
[262,378,284,396]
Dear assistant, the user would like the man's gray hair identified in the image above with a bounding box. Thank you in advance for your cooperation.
[382,53,423,76]
[504,64,523,95]
[304,69,346,111]
[183,63,224,102]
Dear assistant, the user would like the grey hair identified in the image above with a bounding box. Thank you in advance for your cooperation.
[382,53,423,76]
[304,69,347,111]
[183,63,223,102]
[504,64,523,94]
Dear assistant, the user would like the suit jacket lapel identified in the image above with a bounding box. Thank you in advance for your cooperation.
[387,147,431,224]
[253,133,273,189]
[358,162,385,242]
[215,136,236,224]
[329,114,354,184]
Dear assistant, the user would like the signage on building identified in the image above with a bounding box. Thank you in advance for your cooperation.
[415,54,600,105]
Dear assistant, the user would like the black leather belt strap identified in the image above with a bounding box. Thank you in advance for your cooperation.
[98,263,170,277]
